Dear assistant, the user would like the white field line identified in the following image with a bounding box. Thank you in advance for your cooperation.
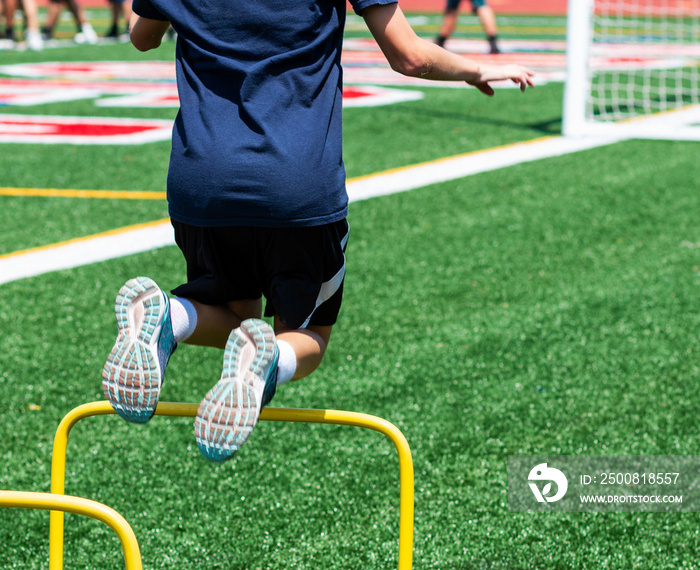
[346,134,621,202]
[0,134,621,286]
[0,220,175,285]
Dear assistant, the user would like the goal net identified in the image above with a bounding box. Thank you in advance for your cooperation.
[563,0,700,140]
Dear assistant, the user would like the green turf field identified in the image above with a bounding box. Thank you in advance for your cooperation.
[2,11,700,570]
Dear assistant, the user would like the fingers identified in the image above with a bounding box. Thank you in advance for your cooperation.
[522,69,536,89]
[509,67,535,91]
[475,65,535,93]
[521,71,536,90]
[474,82,495,96]
[472,75,532,95]
[468,65,534,95]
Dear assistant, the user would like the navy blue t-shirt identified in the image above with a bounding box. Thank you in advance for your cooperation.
[132,0,396,227]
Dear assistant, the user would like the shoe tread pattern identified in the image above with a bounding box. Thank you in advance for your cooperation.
[102,277,170,423]
[195,319,277,462]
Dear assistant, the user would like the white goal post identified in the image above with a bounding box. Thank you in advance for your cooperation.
[563,0,700,140]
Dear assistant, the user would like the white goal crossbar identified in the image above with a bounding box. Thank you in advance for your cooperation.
[563,0,700,140]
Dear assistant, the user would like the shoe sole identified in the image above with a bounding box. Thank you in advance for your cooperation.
[194,319,276,463]
[102,276,169,423]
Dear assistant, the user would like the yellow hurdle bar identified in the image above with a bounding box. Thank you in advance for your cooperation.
[49,401,414,570]
[0,490,142,570]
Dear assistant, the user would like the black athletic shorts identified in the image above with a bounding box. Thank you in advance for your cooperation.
[170,219,349,330]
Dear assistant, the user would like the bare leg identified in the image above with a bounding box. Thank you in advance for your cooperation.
[106,1,122,36]
[63,0,85,28]
[19,0,42,49]
[110,2,120,25]
[476,5,500,53]
[439,8,459,39]
[476,5,498,37]
[4,0,16,37]
[61,0,98,43]
[275,319,332,380]
[43,1,63,32]
[436,8,458,47]
[123,0,132,23]
[183,297,262,349]
[180,296,331,381]
[22,0,36,28]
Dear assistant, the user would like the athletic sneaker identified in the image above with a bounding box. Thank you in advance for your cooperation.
[195,319,278,463]
[102,277,177,423]
[75,22,98,45]
[25,29,44,51]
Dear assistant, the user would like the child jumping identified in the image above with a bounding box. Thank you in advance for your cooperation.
[102,0,534,463]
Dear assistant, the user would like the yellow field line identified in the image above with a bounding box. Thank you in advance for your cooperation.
[1,137,555,261]
[1,139,555,202]
[0,187,166,200]
[0,135,591,280]
[346,135,556,185]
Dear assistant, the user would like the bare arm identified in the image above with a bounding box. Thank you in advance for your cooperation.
[362,3,533,96]
[130,12,170,52]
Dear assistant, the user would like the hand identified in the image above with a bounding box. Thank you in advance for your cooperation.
[467,64,535,96]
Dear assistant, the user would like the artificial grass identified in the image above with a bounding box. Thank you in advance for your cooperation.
[0,195,169,255]
[2,139,700,568]
[0,77,562,250]
[2,13,700,569]
[343,83,563,179]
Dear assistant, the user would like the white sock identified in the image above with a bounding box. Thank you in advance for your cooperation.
[276,339,297,385]
[169,297,198,343]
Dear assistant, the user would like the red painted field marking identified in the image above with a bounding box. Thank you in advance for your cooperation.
[0,114,173,144]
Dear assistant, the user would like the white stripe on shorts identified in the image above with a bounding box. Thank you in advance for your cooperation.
[300,227,349,329]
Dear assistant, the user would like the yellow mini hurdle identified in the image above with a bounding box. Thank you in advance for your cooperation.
[47,401,415,570]
[0,490,142,570]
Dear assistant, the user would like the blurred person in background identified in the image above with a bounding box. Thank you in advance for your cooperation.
[3,0,43,49]
[105,0,131,38]
[41,0,98,44]
[435,0,500,54]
